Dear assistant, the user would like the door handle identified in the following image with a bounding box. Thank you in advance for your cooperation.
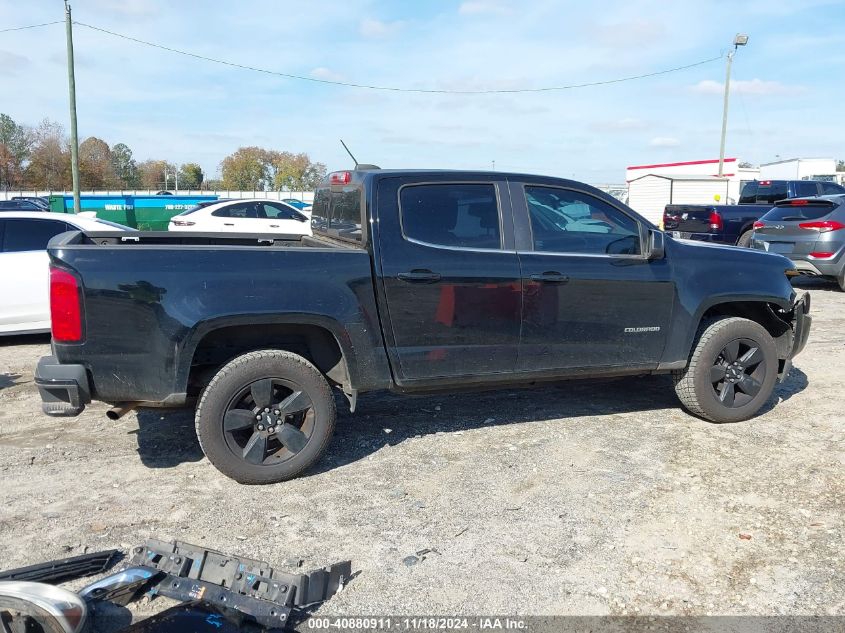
[223,223,234,226]
[269,224,280,228]
[398,269,441,283]
[530,272,570,284]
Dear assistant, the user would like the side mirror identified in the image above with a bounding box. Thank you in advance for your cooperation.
[647,229,665,260]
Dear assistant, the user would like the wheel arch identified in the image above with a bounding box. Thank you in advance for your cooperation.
[688,297,795,360]
[178,314,355,397]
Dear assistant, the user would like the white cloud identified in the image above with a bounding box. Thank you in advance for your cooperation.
[359,18,404,38]
[649,137,681,148]
[690,78,802,96]
[459,1,509,15]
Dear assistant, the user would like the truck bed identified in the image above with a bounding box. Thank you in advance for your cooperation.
[663,203,772,244]
[47,229,390,404]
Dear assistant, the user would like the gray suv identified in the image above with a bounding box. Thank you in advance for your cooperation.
[751,195,845,290]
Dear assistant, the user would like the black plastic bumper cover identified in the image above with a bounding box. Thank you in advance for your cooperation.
[778,293,812,382]
[34,355,91,417]
[790,293,812,360]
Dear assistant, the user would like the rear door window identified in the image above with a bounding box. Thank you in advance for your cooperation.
[793,181,819,198]
[2,219,70,252]
[400,183,501,250]
[821,182,845,195]
[211,202,258,218]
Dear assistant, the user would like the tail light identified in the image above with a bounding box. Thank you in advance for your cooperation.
[709,210,723,231]
[798,220,845,232]
[753,221,766,229]
[50,267,83,343]
[810,252,835,259]
[170,220,195,226]
[329,171,351,185]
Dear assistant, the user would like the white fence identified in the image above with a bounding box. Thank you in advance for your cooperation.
[1,190,315,202]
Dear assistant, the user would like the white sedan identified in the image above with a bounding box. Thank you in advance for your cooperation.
[0,211,129,336]
[168,199,312,235]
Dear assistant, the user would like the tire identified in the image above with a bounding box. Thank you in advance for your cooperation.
[196,350,336,484]
[736,230,753,248]
[837,269,845,292]
[672,317,778,423]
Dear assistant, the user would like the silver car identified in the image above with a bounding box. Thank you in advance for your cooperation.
[751,195,845,290]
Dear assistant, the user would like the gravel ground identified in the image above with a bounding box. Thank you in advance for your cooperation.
[0,278,842,628]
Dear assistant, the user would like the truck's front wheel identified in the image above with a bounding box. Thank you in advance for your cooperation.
[672,317,778,423]
[196,350,336,484]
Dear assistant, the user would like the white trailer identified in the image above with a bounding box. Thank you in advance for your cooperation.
[759,158,837,181]
[627,174,730,226]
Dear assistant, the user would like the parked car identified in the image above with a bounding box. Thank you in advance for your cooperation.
[35,168,810,484]
[663,179,845,247]
[751,195,845,290]
[0,199,47,211]
[0,212,129,336]
[11,196,50,210]
[281,198,313,213]
[168,199,311,235]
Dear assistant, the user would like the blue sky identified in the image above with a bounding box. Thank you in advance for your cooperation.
[1,0,844,183]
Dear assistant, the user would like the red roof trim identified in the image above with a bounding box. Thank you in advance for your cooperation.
[627,158,737,171]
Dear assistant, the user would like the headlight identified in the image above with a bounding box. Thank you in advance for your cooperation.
[0,581,87,633]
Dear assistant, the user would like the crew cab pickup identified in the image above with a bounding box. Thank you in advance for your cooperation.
[663,179,845,247]
[36,169,812,484]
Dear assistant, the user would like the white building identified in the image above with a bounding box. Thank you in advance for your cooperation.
[627,175,731,225]
[625,158,760,225]
[759,158,837,181]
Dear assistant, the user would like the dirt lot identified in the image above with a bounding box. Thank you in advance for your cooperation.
[0,278,842,626]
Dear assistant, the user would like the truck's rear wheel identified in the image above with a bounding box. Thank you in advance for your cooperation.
[196,350,336,484]
[672,317,777,423]
[736,230,753,248]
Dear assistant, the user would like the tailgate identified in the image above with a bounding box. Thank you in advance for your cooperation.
[663,205,714,233]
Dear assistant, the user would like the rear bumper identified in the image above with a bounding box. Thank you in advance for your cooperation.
[34,355,91,417]
[787,256,843,278]
[669,231,730,244]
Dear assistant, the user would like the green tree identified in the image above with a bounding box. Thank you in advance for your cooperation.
[837,160,844,172]
[111,142,140,188]
[203,178,224,190]
[269,151,327,191]
[24,119,70,190]
[0,113,33,189]
[220,146,270,190]
[178,162,204,189]
[79,136,118,189]
[138,159,175,190]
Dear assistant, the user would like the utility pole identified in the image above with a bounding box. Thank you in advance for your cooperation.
[718,34,749,177]
[64,1,81,213]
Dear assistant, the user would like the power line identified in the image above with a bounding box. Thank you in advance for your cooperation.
[73,20,723,95]
[0,20,63,34]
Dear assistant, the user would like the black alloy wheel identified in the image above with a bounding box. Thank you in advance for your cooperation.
[709,338,767,408]
[223,378,314,466]
[195,350,336,484]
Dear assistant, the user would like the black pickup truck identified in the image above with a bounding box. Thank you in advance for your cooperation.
[36,169,811,483]
[663,179,845,246]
